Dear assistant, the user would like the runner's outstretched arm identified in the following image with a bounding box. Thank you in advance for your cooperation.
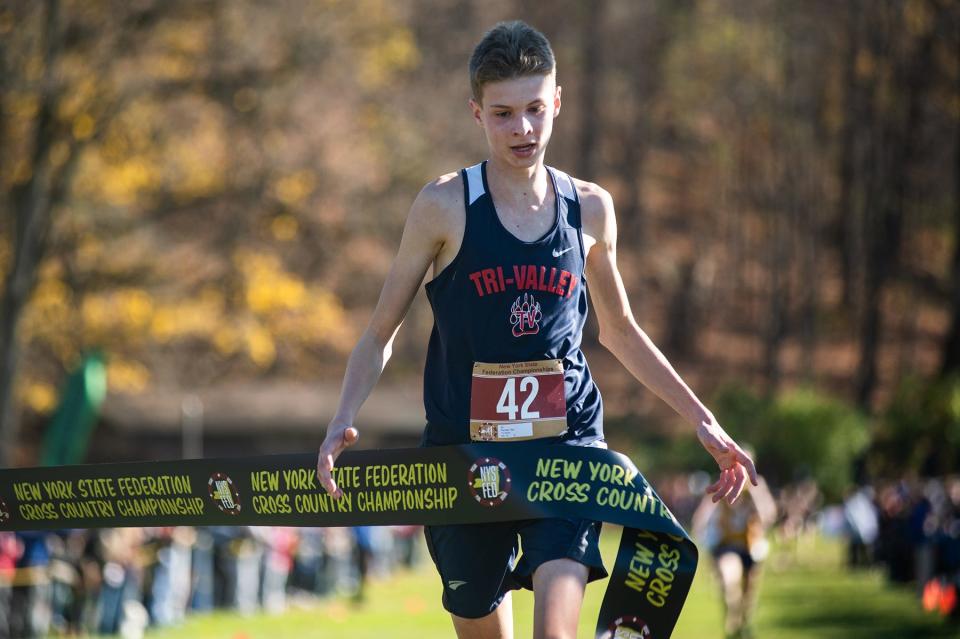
[316,180,453,498]
[578,180,758,504]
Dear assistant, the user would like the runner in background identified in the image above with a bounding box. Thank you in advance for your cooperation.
[318,20,758,639]
[693,462,777,639]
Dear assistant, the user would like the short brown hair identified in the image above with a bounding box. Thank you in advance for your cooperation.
[469,21,555,103]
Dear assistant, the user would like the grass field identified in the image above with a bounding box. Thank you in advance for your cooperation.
[133,530,955,639]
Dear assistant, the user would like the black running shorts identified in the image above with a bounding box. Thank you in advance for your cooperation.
[424,517,607,619]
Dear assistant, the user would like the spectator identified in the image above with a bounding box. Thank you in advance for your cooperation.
[10,531,51,638]
[843,485,879,567]
[0,532,17,638]
[257,526,297,614]
[350,526,375,604]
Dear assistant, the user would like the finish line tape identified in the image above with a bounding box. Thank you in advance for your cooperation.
[0,443,697,638]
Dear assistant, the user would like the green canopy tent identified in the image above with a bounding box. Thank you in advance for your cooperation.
[40,351,107,466]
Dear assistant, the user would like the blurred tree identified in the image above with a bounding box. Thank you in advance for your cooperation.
[854,0,939,408]
[0,0,958,469]
[940,3,960,376]
[834,0,866,312]
[575,0,604,181]
[2,0,78,465]
[1,0,410,463]
[874,374,960,476]
[713,385,870,500]
[613,0,694,248]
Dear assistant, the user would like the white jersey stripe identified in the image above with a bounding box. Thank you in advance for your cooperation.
[465,163,485,205]
[551,167,576,201]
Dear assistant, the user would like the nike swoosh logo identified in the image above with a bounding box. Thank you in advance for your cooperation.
[448,580,468,590]
[552,247,574,258]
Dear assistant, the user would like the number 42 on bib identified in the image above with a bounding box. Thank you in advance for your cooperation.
[469,360,568,442]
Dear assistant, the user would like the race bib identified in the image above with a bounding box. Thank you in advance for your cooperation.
[469,359,568,441]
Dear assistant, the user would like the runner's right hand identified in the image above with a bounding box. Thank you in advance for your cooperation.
[317,424,359,499]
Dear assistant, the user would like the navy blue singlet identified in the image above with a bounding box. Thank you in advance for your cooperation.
[421,161,604,447]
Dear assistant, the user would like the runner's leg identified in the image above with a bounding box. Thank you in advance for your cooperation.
[740,561,763,636]
[424,522,519,638]
[451,592,513,639]
[715,551,744,637]
[531,558,588,639]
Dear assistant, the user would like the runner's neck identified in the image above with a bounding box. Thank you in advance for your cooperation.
[485,158,552,214]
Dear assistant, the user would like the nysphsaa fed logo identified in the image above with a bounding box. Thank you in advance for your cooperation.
[603,616,652,639]
[208,472,241,515]
[467,458,511,507]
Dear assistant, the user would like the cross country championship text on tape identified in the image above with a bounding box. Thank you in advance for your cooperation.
[0,444,698,638]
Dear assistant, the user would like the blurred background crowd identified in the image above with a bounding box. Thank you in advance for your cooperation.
[0,524,420,638]
[839,477,960,618]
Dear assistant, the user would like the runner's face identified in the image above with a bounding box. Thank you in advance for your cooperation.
[470,74,561,170]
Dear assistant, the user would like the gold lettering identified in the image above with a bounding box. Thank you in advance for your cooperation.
[251,470,280,492]
[19,502,58,520]
[13,482,41,502]
[42,480,75,500]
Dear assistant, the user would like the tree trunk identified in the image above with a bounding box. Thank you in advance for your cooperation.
[855,6,935,408]
[940,23,960,376]
[0,0,61,466]
[616,0,692,247]
[763,196,790,397]
[664,259,698,360]
[797,164,818,382]
[576,0,604,181]
[835,0,863,311]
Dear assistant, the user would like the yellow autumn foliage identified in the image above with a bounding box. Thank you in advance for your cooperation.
[56,76,97,123]
[166,109,227,201]
[23,278,71,333]
[243,322,276,368]
[273,171,316,208]
[82,288,155,337]
[231,249,355,364]
[359,27,421,90]
[94,156,161,207]
[305,286,353,345]
[8,0,423,393]
[106,358,151,394]
[49,141,71,169]
[20,381,57,414]
[72,113,95,141]
[143,50,195,81]
[20,278,78,364]
[150,289,225,343]
[271,214,299,241]
[212,325,242,357]
[11,93,39,121]
[236,250,307,314]
[15,244,353,379]
[158,20,209,56]
[75,233,102,271]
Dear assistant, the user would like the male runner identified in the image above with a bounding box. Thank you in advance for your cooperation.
[317,21,757,639]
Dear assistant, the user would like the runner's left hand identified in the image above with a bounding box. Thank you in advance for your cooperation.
[696,418,758,504]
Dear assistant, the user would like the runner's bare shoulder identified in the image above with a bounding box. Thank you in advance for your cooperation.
[569,177,614,250]
[409,171,466,264]
[411,171,464,237]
